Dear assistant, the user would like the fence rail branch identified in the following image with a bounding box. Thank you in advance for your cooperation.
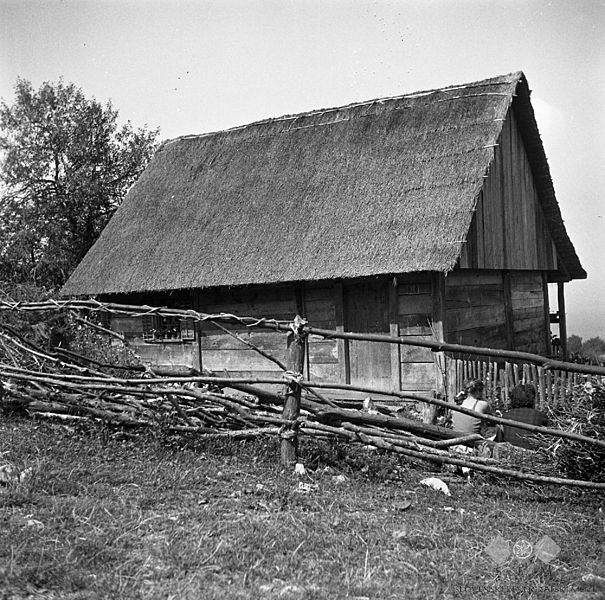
[2,299,603,375]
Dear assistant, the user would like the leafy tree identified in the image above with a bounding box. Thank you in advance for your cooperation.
[581,337,605,362]
[0,78,160,288]
[567,334,583,355]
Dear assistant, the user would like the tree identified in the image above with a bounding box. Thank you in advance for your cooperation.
[0,78,160,288]
[581,337,605,362]
[567,334,583,355]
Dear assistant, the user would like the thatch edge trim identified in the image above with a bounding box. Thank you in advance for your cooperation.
[511,74,586,280]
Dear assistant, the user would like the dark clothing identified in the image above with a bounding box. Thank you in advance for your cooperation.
[502,407,547,449]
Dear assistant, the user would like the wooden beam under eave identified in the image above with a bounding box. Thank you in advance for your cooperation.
[558,282,568,359]
[193,289,203,373]
[431,272,447,397]
[389,276,401,391]
[295,284,309,379]
[541,273,550,356]
[334,281,350,384]
[503,270,515,350]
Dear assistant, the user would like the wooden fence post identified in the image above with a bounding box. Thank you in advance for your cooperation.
[281,315,307,467]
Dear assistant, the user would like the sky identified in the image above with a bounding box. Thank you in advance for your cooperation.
[1,0,604,340]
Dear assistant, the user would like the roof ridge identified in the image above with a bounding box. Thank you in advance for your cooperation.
[165,71,524,146]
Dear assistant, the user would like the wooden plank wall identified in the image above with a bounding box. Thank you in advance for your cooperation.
[108,290,199,371]
[397,277,435,393]
[509,271,547,354]
[111,315,198,369]
[445,271,508,349]
[106,270,548,400]
[304,285,340,384]
[196,286,295,386]
[344,280,392,391]
[459,110,557,272]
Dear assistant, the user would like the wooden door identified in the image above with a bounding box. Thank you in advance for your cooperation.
[344,280,392,391]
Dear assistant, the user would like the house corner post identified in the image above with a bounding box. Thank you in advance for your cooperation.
[557,282,567,359]
[503,271,515,350]
[280,315,307,467]
[425,272,447,423]
[541,273,551,356]
[389,276,401,391]
[334,281,349,384]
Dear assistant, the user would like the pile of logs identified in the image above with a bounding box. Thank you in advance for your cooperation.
[0,301,603,490]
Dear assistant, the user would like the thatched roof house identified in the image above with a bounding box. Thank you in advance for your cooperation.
[63,71,583,295]
[62,72,585,397]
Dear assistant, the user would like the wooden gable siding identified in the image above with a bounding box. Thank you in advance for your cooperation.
[459,110,557,271]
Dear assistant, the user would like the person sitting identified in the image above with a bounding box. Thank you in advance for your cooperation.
[501,384,547,449]
[451,379,499,440]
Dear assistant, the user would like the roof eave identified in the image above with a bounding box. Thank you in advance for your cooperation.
[511,74,586,281]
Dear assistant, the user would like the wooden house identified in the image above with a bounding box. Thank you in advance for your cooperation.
[62,72,585,398]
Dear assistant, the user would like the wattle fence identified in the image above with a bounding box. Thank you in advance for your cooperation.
[1,299,604,489]
[2,298,604,413]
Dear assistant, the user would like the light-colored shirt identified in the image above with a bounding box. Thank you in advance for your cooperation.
[452,396,493,435]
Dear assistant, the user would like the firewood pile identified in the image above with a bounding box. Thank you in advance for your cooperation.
[0,301,603,490]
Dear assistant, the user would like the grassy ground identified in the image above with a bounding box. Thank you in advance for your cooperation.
[0,417,603,600]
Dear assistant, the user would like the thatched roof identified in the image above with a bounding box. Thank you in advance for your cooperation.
[62,71,585,296]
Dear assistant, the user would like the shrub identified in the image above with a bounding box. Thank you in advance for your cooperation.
[541,381,605,482]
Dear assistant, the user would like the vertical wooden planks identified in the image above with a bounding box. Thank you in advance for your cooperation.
[542,273,551,355]
[398,275,435,393]
[295,284,308,378]
[503,271,515,350]
[344,280,392,391]
[193,289,203,373]
[333,281,349,384]
[478,108,557,273]
[431,272,447,396]
[389,277,401,391]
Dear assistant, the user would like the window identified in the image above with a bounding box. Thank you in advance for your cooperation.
[399,282,432,295]
[142,315,196,342]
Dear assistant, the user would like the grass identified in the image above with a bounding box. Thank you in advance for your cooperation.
[0,417,603,600]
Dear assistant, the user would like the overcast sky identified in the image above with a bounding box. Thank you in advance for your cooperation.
[1,0,604,340]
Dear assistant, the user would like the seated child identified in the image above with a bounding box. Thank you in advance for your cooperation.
[501,384,547,449]
[451,379,499,440]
